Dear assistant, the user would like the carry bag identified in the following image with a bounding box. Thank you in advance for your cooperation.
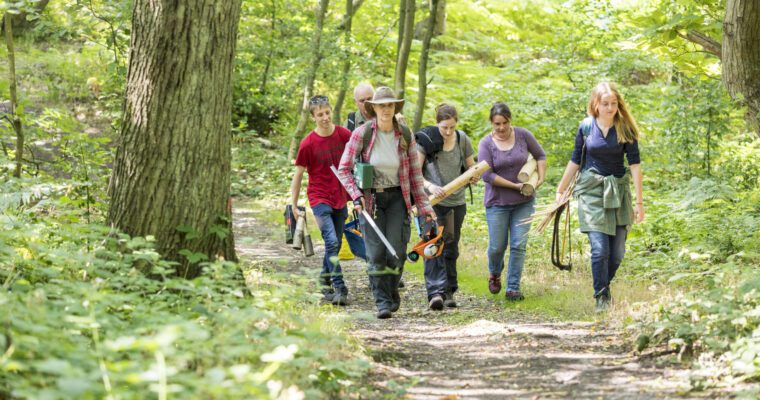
[344,211,367,260]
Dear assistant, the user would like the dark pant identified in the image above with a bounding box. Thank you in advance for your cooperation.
[423,203,466,300]
[312,203,348,294]
[360,190,409,312]
[587,226,628,297]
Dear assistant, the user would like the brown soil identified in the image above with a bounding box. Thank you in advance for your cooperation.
[234,201,723,400]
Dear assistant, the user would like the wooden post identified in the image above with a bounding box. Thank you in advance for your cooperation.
[429,160,490,205]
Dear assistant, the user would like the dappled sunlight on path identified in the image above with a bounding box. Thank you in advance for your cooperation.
[233,200,719,399]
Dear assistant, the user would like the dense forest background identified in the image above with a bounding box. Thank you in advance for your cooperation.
[1,0,758,398]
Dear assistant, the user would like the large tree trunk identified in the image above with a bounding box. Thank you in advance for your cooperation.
[4,13,23,178]
[723,0,760,137]
[333,0,364,125]
[394,0,416,100]
[413,0,439,132]
[108,0,242,278]
[288,0,330,161]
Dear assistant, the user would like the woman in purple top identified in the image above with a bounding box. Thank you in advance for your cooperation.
[478,102,547,301]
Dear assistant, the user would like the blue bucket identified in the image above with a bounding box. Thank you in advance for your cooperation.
[344,219,366,261]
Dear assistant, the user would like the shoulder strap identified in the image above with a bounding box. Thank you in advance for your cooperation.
[400,124,412,148]
[580,117,593,169]
[346,112,355,132]
[359,122,375,162]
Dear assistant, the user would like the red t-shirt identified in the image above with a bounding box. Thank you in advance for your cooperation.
[295,126,352,209]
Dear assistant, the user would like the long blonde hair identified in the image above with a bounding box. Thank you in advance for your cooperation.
[587,82,640,144]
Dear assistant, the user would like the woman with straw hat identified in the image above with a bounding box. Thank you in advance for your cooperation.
[337,86,437,319]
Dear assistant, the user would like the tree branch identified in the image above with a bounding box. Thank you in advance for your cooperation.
[678,30,721,58]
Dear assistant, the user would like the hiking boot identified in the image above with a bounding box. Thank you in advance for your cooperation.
[595,295,610,313]
[376,309,392,319]
[390,291,401,312]
[398,279,405,289]
[488,274,501,294]
[321,288,335,303]
[444,292,457,308]
[429,295,444,311]
[506,291,524,301]
[332,291,349,306]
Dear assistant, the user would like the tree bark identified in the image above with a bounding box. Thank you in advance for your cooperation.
[678,30,722,57]
[108,0,243,278]
[288,0,330,161]
[434,0,446,36]
[722,0,760,137]
[4,13,23,178]
[394,0,416,100]
[333,0,362,124]
[413,0,439,132]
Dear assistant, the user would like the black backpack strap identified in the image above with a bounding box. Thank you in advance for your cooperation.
[346,112,356,132]
[579,117,593,170]
[360,122,374,162]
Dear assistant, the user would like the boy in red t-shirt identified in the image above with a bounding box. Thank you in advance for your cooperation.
[290,95,352,305]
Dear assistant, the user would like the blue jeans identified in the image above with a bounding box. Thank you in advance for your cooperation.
[486,199,535,292]
[423,204,466,300]
[312,203,348,294]
[587,226,627,297]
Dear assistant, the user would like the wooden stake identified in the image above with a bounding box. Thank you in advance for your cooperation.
[429,160,491,206]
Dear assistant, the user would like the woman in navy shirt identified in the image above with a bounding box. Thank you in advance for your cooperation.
[555,82,645,312]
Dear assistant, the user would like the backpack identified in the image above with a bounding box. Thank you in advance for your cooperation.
[359,121,412,161]
[415,126,472,203]
[346,111,356,132]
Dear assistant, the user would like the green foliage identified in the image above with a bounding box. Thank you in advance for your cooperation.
[0,184,370,399]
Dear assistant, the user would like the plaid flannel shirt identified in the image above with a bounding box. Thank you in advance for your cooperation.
[337,120,433,218]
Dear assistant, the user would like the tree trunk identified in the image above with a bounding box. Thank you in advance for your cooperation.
[108,0,242,278]
[288,0,330,161]
[722,0,760,137]
[394,0,416,100]
[260,0,277,95]
[413,0,439,132]
[434,0,446,36]
[4,13,23,178]
[333,0,360,125]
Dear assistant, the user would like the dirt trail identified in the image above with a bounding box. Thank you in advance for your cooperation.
[234,202,715,400]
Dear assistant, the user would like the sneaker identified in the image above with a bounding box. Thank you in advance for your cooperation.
[488,274,501,294]
[429,295,444,311]
[505,291,524,301]
[444,292,457,308]
[377,309,392,319]
[332,292,348,306]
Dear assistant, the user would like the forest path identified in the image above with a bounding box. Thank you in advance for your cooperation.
[233,201,712,400]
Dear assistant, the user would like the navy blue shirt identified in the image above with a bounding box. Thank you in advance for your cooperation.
[570,119,640,177]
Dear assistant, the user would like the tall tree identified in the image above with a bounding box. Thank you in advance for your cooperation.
[108,0,242,278]
[333,0,366,124]
[394,0,415,100]
[413,0,439,132]
[722,0,760,136]
[288,0,330,161]
[4,12,22,178]
[664,0,760,136]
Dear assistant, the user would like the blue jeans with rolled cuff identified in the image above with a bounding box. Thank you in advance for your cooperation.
[587,226,627,298]
[485,199,535,292]
[311,203,348,294]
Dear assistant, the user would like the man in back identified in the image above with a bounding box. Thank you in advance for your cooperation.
[346,83,374,132]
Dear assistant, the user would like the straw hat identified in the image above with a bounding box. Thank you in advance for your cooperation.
[365,86,405,119]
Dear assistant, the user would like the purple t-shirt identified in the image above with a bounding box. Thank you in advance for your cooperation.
[479,127,546,207]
